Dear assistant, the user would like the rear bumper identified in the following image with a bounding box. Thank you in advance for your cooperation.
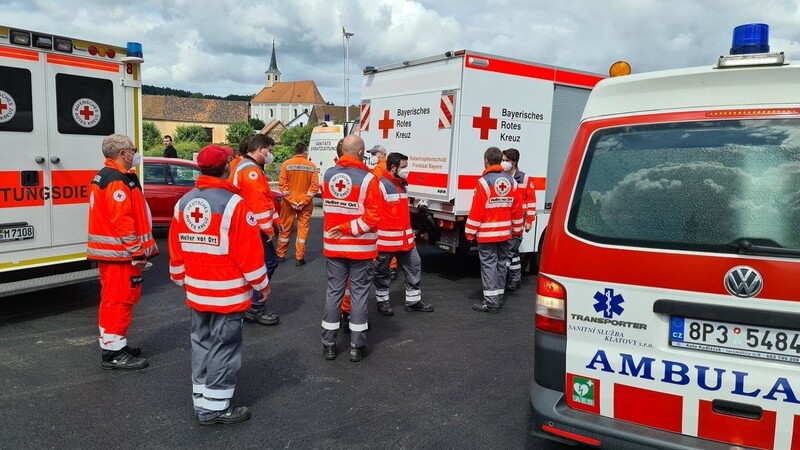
[529,381,733,450]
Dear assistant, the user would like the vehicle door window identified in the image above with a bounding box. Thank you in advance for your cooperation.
[0,65,34,132]
[568,119,800,253]
[55,73,114,136]
[143,163,167,184]
[170,164,200,186]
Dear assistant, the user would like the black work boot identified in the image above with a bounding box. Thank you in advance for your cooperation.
[349,346,368,362]
[472,302,500,314]
[101,350,148,370]
[245,305,280,326]
[323,344,336,360]
[377,302,394,316]
[405,301,434,312]
[198,406,251,426]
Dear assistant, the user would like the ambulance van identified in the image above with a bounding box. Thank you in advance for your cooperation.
[358,51,603,266]
[308,120,358,176]
[0,26,144,297]
[531,24,800,449]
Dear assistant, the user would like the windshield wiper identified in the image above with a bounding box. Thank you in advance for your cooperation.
[737,239,800,257]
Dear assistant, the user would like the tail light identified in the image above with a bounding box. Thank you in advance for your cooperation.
[536,275,566,334]
[436,219,455,230]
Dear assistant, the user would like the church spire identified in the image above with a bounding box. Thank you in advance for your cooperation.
[265,40,281,88]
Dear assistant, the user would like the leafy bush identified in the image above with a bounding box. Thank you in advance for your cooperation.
[249,118,266,131]
[226,121,255,146]
[280,123,314,147]
[175,125,210,144]
[143,121,162,150]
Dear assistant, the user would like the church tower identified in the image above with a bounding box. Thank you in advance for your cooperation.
[265,40,281,88]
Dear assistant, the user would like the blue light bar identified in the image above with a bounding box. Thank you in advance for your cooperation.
[126,42,143,58]
[730,23,769,55]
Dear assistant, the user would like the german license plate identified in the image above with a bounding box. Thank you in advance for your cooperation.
[0,225,34,243]
[670,316,800,363]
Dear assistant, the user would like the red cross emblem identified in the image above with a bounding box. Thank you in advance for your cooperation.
[498,180,507,192]
[378,109,395,139]
[79,105,95,121]
[0,101,7,115]
[472,106,497,140]
[334,178,348,192]
[190,207,204,223]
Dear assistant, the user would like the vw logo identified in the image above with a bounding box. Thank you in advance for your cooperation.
[724,266,763,298]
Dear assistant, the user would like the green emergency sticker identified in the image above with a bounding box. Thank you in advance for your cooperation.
[572,376,595,406]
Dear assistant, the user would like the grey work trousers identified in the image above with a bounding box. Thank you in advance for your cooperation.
[321,257,373,349]
[478,241,510,308]
[191,309,244,420]
[375,247,422,305]
[506,236,522,287]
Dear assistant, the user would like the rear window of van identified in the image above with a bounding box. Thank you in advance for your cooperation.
[568,119,800,253]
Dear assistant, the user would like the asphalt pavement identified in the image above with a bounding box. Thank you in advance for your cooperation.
[0,213,573,450]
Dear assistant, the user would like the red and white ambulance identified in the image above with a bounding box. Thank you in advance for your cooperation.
[531,24,800,449]
[0,26,144,297]
[358,51,603,264]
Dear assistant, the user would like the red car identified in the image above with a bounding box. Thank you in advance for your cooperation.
[143,157,281,228]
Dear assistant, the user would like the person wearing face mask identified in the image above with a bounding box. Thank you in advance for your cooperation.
[87,134,159,370]
[501,148,536,291]
[464,147,523,313]
[320,135,382,362]
[228,133,281,326]
[373,152,434,317]
[368,145,388,177]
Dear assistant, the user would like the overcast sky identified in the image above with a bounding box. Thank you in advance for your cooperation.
[6,0,800,105]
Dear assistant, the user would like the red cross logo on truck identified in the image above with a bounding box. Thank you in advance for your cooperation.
[472,106,498,140]
[79,105,94,121]
[378,110,395,139]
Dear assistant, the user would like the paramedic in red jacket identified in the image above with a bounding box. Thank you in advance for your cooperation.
[87,134,158,370]
[320,135,382,362]
[169,145,270,426]
[465,147,523,313]
[374,152,434,316]
[502,148,537,291]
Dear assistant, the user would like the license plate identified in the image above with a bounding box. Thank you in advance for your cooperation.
[670,316,800,363]
[0,225,34,243]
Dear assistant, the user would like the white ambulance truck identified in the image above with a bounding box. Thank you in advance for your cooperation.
[0,26,144,297]
[531,24,800,449]
[308,120,358,176]
[358,50,603,265]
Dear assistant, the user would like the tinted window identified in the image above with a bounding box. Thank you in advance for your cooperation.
[56,73,114,135]
[568,119,800,252]
[170,164,200,186]
[0,65,34,132]
[143,163,167,184]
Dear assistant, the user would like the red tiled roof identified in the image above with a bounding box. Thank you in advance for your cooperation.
[251,80,327,104]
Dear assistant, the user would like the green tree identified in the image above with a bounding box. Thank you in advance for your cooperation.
[226,121,255,146]
[142,121,162,150]
[249,118,266,131]
[175,125,210,144]
[280,123,315,148]
[190,92,204,99]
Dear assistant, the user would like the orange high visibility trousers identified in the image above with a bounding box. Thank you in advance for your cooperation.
[98,262,142,351]
[277,201,313,261]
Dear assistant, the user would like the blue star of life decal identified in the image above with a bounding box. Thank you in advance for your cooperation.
[593,288,624,319]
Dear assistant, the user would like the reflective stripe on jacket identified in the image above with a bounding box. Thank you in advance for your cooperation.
[168,175,268,314]
[465,165,524,243]
[229,156,278,235]
[513,169,537,227]
[321,155,382,259]
[377,171,415,252]
[87,159,159,262]
[279,155,320,203]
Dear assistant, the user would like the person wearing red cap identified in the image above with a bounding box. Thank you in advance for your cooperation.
[87,134,158,370]
[169,144,271,426]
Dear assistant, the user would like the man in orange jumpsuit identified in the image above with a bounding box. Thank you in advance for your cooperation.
[277,142,319,266]
[87,134,158,370]
[170,144,270,426]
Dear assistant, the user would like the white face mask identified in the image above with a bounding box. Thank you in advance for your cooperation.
[263,150,274,165]
[132,152,142,167]
[501,161,513,172]
[397,168,409,179]
[368,155,378,166]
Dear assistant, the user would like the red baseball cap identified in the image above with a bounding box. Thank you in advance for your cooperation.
[197,145,229,170]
